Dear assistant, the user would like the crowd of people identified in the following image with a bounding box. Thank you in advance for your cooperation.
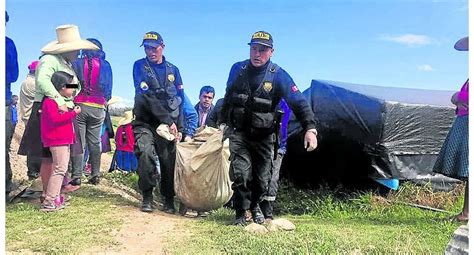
[5,12,468,224]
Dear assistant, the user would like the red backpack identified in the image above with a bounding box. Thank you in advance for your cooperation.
[115,124,135,152]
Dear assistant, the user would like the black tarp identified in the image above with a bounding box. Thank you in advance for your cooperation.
[283,79,459,188]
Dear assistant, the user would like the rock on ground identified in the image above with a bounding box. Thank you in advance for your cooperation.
[445,224,468,255]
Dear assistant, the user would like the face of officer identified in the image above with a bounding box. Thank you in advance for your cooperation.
[145,44,165,64]
[199,92,214,110]
[250,44,274,68]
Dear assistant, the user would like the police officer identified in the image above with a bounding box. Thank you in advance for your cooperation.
[219,31,318,225]
[132,31,186,213]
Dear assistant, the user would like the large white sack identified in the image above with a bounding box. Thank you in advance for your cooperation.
[174,126,233,211]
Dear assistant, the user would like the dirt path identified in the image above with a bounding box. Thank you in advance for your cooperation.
[10,123,191,254]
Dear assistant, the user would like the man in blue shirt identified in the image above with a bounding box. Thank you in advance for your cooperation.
[132,31,194,213]
[219,31,318,225]
[6,11,19,197]
[133,37,197,142]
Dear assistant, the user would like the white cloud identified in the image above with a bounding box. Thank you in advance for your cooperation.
[417,64,435,72]
[379,34,432,46]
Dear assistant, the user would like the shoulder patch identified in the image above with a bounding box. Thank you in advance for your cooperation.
[290,85,299,93]
[140,81,149,91]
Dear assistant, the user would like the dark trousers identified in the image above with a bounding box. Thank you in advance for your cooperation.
[6,105,14,193]
[26,155,42,178]
[263,151,284,202]
[133,126,176,199]
[229,131,273,212]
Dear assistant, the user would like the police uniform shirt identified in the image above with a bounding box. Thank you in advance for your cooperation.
[132,56,183,95]
[225,60,316,132]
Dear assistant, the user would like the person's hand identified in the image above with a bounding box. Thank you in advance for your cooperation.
[73,105,81,114]
[304,129,318,152]
[184,136,192,142]
[175,132,183,143]
[169,123,178,137]
[59,104,68,113]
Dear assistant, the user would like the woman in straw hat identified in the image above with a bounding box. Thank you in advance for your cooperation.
[18,24,99,194]
[433,36,469,222]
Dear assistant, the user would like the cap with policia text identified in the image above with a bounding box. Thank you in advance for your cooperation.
[248,31,273,48]
[140,31,164,48]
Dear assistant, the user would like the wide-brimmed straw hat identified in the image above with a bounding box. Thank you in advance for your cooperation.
[41,24,99,54]
[454,36,468,51]
[118,111,134,126]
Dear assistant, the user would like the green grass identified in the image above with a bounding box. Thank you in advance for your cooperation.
[6,186,130,254]
[165,181,464,254]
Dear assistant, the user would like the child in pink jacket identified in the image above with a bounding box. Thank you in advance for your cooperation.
[40,71,81,212]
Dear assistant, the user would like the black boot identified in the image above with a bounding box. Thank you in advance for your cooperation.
[69,178,81,186]
[141,190,153,212]
[178,202,188,216]
[234,209,247,226]
[162,197,176,214]
[251,205,265,224]
[260,200,274,220]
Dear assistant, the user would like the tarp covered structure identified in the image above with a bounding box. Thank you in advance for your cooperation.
[283,79,459,188]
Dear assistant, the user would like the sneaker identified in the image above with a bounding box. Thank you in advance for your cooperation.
[88,176,100,185]
[40,202,65,212]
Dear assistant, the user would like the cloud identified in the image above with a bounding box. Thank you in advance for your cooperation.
[379,34,432,46]
[417,64,434,72]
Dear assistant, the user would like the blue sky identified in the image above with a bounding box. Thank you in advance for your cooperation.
[5,0,469,106]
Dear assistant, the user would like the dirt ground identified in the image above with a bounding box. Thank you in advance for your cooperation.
[10,122,188,254]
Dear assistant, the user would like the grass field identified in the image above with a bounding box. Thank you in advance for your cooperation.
[6,116,463,253]
[7,173,462,254]
[164,181,463,254]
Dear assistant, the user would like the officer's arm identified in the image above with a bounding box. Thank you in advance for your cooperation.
[132,61,142,95]
[278,70,316,132]
[182,93,198,137]
[206,98,223,128]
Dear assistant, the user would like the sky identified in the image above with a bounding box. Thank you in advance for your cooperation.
[4,0,469,106]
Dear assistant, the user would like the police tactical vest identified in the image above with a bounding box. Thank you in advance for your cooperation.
[229,60,280,135]
[143,60,183,118]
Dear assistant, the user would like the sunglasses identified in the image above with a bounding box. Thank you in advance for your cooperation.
[65,83,79,89]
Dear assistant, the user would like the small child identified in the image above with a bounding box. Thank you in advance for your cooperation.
[40,71,81,212]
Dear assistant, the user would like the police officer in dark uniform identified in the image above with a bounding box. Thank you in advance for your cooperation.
[132,31,185,213]
[219,31,318,225]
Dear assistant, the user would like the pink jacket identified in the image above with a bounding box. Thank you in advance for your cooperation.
[456,79,469,117]
[41,97,77,147]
